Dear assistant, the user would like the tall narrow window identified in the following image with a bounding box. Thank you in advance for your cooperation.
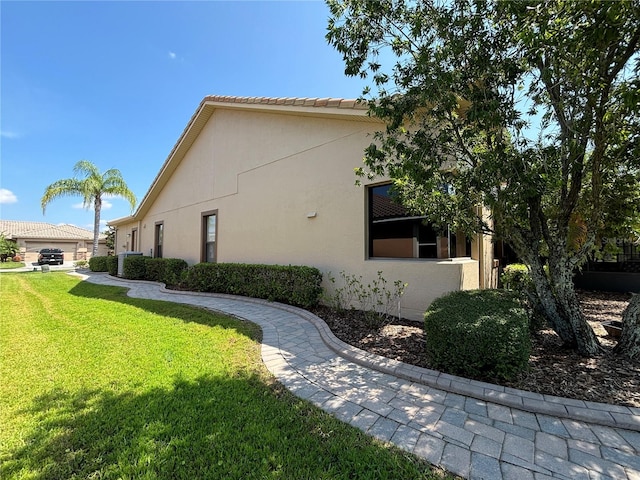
[154,222,163,258]
[131,229,137,252]
[202,211,217,263]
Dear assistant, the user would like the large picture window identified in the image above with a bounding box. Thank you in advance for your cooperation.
[202,211,217,263]
[154,222,163,258]
[368,184,469,259]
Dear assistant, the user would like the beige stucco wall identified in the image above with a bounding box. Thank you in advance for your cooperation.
[114,106,483,321]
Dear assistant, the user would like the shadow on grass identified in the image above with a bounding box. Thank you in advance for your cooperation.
[1,375,437,480]
[67,279,262,340]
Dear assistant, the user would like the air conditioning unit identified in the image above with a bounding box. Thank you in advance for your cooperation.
[117,251,143,277]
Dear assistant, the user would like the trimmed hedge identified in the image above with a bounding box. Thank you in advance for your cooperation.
[89,256,109,272]
[424,289,530,381]
[106,256,118,276]
[181,263,323,308]
[144,257,188,285]
[122,255,149,280]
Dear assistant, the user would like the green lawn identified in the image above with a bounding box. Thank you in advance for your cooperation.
[0,273,453,480]
[0,261,25,270]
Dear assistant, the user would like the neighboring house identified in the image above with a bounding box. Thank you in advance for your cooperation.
[109,95,496,321]
[0,220,108,264]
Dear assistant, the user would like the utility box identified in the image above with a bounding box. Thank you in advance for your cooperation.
[117,251,143,277]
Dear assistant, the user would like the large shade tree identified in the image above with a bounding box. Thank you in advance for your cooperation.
[327,0,640,356]
[41,160,137,257]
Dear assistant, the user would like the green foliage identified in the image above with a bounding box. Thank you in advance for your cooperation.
[501,263,548,331]
[181,263,323,308]
[0,233,18,258]
[122,255,149,280]
[327,0,640,355]
[144,258,188,286]
[104,228,115,251]
[424,290,531,381]
[41,160,137,256]
[106,255,118,276]
[89,256,109,272]
[74,260,89,269]
[500,264,531,292]
[325,270,407,325]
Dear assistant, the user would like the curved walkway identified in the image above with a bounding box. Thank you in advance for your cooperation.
[75,272,640,480]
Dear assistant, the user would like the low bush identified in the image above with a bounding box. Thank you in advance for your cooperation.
[501,263,547,331]
[144,258,188,286]
[424,289,530,381]
[144,258,164,282]
[500,263,531,292]
[122,255,149,280]
[89,256,109,272]
[181,263,323,308]
[74,260,89,269]
[107,256,118,276]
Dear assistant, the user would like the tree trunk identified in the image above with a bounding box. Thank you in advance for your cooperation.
[526,251,602,357]
[547,243,602,357]
[615,294,640,361]
[92,197,102,257]
[527,258,576,345]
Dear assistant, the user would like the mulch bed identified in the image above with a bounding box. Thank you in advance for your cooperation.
[311,290,640,408]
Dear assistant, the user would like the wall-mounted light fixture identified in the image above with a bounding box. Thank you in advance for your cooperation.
[306,212,317,218]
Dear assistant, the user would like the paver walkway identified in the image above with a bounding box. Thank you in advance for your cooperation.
[75,272,640,480]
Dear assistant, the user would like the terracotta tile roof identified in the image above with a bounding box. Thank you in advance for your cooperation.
[371,193,408,220]
[203,95,367,111]
[0,220,104,240]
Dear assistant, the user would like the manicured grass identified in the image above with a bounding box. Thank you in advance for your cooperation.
[0,261,25,270]
[0,273,453,480]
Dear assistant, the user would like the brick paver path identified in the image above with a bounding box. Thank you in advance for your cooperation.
[76,272,640,480]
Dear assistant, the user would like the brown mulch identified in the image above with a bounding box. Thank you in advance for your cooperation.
[311,290,640,408]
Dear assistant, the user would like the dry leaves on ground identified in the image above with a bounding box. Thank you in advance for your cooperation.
[312,290,640,408]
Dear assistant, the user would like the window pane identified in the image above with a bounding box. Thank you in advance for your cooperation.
[203,214,217,263]
[207,215,216,242]
[369,184,454,259]
[206,242,215,262]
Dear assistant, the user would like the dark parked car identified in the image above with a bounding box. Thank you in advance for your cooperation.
[38,248,64,265]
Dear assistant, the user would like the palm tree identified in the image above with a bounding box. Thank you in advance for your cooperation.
[41,160,137,257]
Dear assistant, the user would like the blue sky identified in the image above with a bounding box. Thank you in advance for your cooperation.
[0,0,369,230]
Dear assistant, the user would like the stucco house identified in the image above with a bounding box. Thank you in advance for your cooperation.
[0,220,108,263]
[109,95,496,321]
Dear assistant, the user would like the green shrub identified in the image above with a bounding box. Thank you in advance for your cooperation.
[500,263,531,292]
[181,263,323,308]
[122,255,149,280]
[106,256,118,276]
[144,258,165,282]
[74,260,89,269]
[424,289,530,381]
[500,263,547,331]
[89,256,109,272]
[144,257,188,286]
[163,258,188,285]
